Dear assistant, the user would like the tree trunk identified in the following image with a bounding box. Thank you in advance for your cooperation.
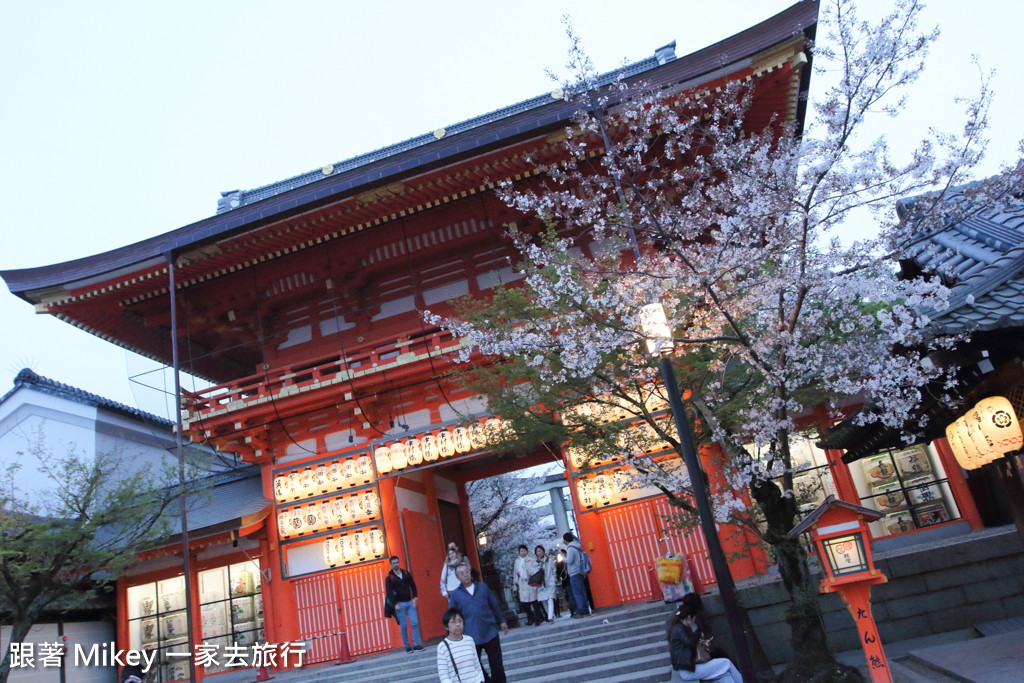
[750,478,864,682]
[0,618,34,683]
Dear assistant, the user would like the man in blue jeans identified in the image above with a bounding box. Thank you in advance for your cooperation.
[385,555,425,652]
[563,532,591,618]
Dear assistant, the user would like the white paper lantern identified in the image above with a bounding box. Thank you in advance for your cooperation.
[366,527,386,558]
[287,471,303,500]
[452,426,472,453]
[469,422,487,450]
[349,531,366,563]
[299,469,316,498]
[390,441,408,469]
[375,446,393,474]
[285,507,305,536]
[318,499,337,528]
[343,494,361,524]
[273,475,290,502]
[277,511,293,539]
[343,458,358,488]
[946,418,985,470]
[484,418,504,444]
[302,503,322,532]
[576,478,596,509]
[356,455,374,483]
[437,430,456,458]
[421,433,440,461]
[592,474,613,506]
[323,537,341,567]
[973,396,1023,455]
[361,489,380,520]
[332,497,350,526]
[406,438,424,465]
[611,469,630,501]
[327,461,346,490]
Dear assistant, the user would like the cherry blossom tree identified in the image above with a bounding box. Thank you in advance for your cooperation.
[429,1,1022,679]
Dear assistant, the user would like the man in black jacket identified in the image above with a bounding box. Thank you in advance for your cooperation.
[385,555,425,652]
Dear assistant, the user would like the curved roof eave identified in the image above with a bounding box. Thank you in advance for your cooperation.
[2,1,818,303]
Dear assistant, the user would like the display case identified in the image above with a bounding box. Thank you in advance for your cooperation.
[126,561,264,682]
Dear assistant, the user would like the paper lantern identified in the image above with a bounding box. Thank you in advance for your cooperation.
[973,396,1023,455]
[566,446,586,469]
[302,503,322,532]
[343,494,362,524]
[406,438,424,465]
[327,461,346,490]
[484,418,504,444]
[323,537,342,567]
[469,422,487,450]
[343,458,358,487]
[361,489,380,520]
[356,455,374,483]
[592,474,613,506]
[287,471,303,500]
[313,465,329,493]
[375,446,393,474]
[366,527,386,558]
[318,499,337,528]
[277,511,293,539]
[452,426,472,453]
[332,497,350,526]
[390,441,408,469]
[284,508,305,537]
[611,469,631,502]
[437,430,456,458]
[349,531,366,563]
[421,433,440,461]
[272,475,290,502]
[299,469,316,498]
[946,418,986,470]
[576,477,596,509]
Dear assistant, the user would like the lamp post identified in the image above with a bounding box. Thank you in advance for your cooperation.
[639,303,757,681]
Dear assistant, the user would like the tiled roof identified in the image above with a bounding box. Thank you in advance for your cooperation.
[2,367,173,427]
[165,464,268,536]
[906,200,1024,334]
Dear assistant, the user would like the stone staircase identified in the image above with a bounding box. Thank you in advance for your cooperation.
[262,600,678,683]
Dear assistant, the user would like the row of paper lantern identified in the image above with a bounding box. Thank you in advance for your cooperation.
[375,418,508,474]
[273,455,375,502]
[277,489,381,539]
[566,420,672,469]
[565,391,670,426]
[945,396,1023,470]
[323,527,386,567]
[576,471,630,509]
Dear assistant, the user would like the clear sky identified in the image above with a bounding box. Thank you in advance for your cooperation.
[1,1,1022,418]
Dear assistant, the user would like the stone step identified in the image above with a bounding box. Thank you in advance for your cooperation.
[260,600,679,683]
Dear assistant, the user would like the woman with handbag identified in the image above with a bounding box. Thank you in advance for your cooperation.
[437,607,485,683]
[512,544,544,626]
[668,603,743,682]
[440,542,469,599]
[533,545,557,623]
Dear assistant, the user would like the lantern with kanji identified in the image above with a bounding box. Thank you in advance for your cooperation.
[789,495,891,683]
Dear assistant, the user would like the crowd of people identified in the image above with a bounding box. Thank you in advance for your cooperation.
[384,535,743,682]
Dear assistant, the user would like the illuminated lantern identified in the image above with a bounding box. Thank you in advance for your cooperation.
[313,465,329,493]
[362,489,380,520]
[366,527,386,558]
[273,475,290,502]
[945,418,985,470]
[299,469,316,498]
[327,461,345,490]
[390,441,408,470]
[484,418,504,444]
[323,537,341,567]
[286,507,306,536]
[592,474,613,506]
[973,396,1023,455]
[421,433,440,461]
[566,446,586,469]
[452,426,472,453]
[375,446,393,474]
[343,494,361,524]
[406,438,424,465]
[318,499,337,528]
[469,422,487,450]
[349,531,366,563]
[287,471,303,500]
[332,497,349,526]
[437,430,456,458]
[343,458,357,487]
[576,477,596,509]
[303,503,322,532]
[611,469,631,502]
[355,455,374,483]
[336,536,350,566]
[277,511,293,539]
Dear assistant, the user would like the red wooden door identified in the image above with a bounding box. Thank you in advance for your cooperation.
[293,570,347,665]
[336,560,392,656]
[402,508,448,640]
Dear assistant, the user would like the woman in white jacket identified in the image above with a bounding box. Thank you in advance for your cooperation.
[513,545,542,625]
[534,545,557,623]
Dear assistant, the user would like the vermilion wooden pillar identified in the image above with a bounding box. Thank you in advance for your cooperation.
[702,444,769,579]
[825,448,861,503]
[457,482,481,571]
[265,518,299,652]
[576,507,619,608]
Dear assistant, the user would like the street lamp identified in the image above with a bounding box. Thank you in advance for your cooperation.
[640,301,757,681]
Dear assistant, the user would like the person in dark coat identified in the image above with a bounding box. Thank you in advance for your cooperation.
[668,602,742,682]
[447,563,509,683]
[385,555,425,652]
